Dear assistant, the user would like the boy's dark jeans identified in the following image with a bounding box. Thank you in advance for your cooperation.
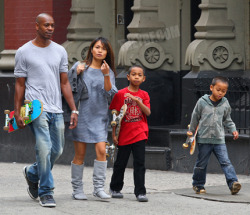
[192,143,238,189]
[110,140,146,197]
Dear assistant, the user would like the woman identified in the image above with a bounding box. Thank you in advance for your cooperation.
[70,37,117,200]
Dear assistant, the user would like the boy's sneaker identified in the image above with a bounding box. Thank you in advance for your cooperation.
[136,194,148,202]
[230,181,241,195]
[193,186,206,194]
[23,166,38,200]
[109,189,123,198]
[39,195,56,207]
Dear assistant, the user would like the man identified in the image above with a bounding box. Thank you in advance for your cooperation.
[14,13,78,208]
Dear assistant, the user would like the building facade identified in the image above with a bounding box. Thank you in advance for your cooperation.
[0,0,249,173]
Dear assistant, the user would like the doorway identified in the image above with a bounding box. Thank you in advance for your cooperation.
[124,0,134,38]
[191,0,201,41]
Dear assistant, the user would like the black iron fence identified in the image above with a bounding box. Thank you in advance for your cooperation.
[194,77,250,134]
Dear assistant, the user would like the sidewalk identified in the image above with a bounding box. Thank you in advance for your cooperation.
[1,162,250,215]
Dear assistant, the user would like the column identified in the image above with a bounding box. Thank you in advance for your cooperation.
[185,0,244,71]
[118,0,174,71]
[62,0,102,68]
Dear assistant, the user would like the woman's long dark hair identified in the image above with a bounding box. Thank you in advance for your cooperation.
[84,37,116,77]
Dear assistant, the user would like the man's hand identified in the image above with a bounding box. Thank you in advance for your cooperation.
[69,113,78,129]
[60,72,78,128]
[232,131,239,140]
[14,77,26,129]
[14,113,25,129]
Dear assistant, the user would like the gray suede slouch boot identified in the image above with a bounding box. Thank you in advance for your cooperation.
[93,159,111,199]
[71,162,88,200]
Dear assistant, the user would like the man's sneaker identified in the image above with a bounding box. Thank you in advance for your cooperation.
[23,166,38,200]
[136,194,148,202]
[193,186,206,194]
[109,189,123,198]
[39,195,56,207]
[231,181,241,195]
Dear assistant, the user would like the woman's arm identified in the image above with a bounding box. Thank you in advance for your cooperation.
[101,60,112,91]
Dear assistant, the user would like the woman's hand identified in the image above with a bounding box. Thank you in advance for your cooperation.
[101,60,110,76]
[76,62,86,75]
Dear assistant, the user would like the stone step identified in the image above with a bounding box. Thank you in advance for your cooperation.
[126,146,171,171]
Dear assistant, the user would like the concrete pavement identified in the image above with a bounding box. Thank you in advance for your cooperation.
[1,162,250,215]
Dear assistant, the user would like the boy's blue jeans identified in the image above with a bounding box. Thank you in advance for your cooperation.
[26,112,65,197]
[192,143,238,189]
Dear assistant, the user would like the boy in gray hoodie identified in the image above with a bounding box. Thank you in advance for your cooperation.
[189,76,241,195]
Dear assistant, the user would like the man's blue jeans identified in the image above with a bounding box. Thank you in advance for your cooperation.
[192,143,238,189]
[26,112,65,197]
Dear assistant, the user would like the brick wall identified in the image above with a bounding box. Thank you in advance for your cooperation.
[53,0,71,44]
[4,0,71,49]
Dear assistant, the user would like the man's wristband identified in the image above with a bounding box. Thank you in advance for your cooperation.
[103,73,110,76]
[72,110,79,115]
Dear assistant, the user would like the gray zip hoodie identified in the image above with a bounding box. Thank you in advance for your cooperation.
[189,94,236,144]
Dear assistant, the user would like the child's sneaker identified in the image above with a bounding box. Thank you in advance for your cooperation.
[136,194,148,202]
[109,188,123,198]
[193,186,206,194]
[230,181,241,195]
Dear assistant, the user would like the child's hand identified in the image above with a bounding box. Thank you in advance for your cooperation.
[232,131,239,140]
[125,93,151,116]
[76,62,85,75]
[112,135,118,145]
[187,131,193,136]
[125,93,138,102]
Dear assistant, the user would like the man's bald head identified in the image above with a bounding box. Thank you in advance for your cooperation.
[36,13,53,24]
